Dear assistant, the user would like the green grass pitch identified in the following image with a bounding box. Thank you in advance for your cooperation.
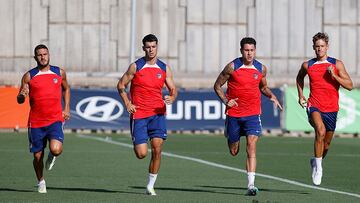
[0,132,359,202]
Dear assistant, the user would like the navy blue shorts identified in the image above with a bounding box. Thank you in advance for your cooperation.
[307,107,337,131]
[130,114,167,145]
[28,121,64,153]
[225,115,262,144]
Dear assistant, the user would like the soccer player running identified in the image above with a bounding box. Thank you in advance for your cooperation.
[214,37,282,196]
[296,32,353,186]
[117,34,177,196]
[17,44,71,193]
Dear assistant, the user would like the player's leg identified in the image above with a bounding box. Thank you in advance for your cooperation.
[146,137,163,195]
[225,116,241,156]
[246,135,258,175]
[131,116,154,194]
[149,137,164,174]
[146,114,167,195]
[228,141,240,156]
[46,122,64,170]
[321,112,337,159]
[33,150,47,193]
[309,109,326,185]
[33,150,45,182]
[45,140,62,171]
[134,144,148,159]
[311,112,326,158]
[28,127,47,193]
[322,131,334,159]
[131,117,149,159]
[49,140,63,156]
[243,115,261,196]
[246,135,259,195]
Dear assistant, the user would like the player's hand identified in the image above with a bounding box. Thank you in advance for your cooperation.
[17,84,29,104]
[226,98,238,107]
[62,110,71,120]
[270,96,283,111]
[298,97,307,108]
[126,102,136,114]
[164,95,174,105]
[19,83,29,97]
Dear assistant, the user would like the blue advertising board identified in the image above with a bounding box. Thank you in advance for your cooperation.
[66,88,282,131]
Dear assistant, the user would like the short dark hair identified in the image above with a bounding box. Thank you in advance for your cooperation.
[142,34,158,46]
[34,44,48,55]
[312,32,329,45]
[240,37,256,49]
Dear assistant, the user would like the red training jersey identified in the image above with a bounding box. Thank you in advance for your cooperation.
[226,58,263,117]
[28,66,64,128]
[307,57,340,112]
[130,57,167,119]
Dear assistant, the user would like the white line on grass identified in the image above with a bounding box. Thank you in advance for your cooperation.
[77,134,360,199]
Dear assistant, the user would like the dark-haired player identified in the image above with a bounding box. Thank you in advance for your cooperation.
[214,37,282,196]
[17,44,71,193]
[117,34,177,195]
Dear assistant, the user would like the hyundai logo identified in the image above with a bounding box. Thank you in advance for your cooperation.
[76,96,124,122]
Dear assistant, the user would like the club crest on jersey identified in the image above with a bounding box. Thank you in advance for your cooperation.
[53,78,58,84]
[157,73,162,79]
[253,73,258,80]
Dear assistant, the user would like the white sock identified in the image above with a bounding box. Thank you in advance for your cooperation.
[38,179,45,185]
[147,173,158,189]
[247,172,256,188]
[315,157,323,171]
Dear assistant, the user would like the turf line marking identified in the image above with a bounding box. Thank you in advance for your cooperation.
[77,134,360,199]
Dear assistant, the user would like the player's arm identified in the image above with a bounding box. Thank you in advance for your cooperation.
[17,72,30,104]
[214,62,238,107]
[259,65,283,110]
[327,60,353,91]
[164,65,178,105]
[117,63,136,114]
[296,61,308,107]
[61,68,71,120]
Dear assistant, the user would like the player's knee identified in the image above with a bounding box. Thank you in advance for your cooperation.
[134,144,148,159]
[315,133,325,141]
[33,152,43,162]
[315,126,326,137]
[228,141,239,156]
[50,148,62,156]
[230,151,238,156]
[229,148,238,156]
[49,140,63,156]
[135,151,147,159]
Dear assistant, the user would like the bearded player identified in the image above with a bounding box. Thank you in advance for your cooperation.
[17,44,70,193]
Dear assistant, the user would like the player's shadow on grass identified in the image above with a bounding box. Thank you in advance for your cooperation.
[0,188,34,192]
[130,186,241,195]
[199,185,310,195]
[47,186,142,194]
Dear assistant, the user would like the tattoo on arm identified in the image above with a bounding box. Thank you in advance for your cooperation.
[214,64,233,104]
[261,86,273,98]
[169,87,176,97]
[118,88,126,94]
